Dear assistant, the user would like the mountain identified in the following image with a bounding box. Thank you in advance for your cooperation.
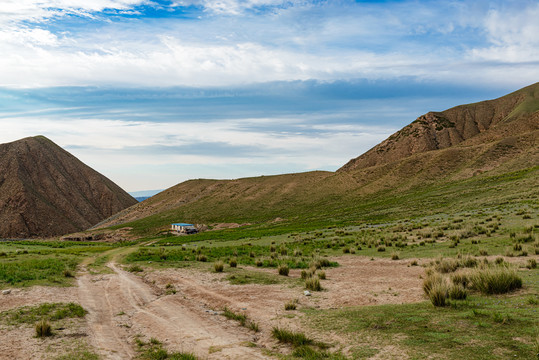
[0,136,137,238]
[339,82,539,172]
[94,83,539,236]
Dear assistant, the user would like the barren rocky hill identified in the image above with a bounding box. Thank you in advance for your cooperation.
[95,83,538,235]
[0,136,137,238]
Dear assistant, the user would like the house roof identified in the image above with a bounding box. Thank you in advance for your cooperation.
[172,223,194,226]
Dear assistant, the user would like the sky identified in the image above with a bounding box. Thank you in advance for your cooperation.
[0,0,538,192]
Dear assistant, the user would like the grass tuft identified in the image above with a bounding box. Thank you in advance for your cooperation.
[35,318,52,337]
[272,327,313,347]
[305,277,322,291]
[278,264,289,276]
[470,267,522,295]
[214,261,224,273]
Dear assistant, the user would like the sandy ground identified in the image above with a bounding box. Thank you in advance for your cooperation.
[0,255,426,359]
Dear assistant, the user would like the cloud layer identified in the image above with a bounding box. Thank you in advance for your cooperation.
[1,0,538,88]
[0,0,537,190]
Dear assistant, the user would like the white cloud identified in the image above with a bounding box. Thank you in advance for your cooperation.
[468,2,539,62]
[0,115,392,189]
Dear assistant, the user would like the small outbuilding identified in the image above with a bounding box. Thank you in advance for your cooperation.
[171,223,197,234]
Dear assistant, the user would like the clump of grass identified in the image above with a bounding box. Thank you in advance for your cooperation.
[223,307,247,326]
[470,267,522,294]
[229,258,237,268]
[448,284,467,300]
[214,261,224,273]
[196,254,207,262]
[255,259,263,267]
[422,271,444,296]
[434,258,459,273]
[317,271,326,280]
[305,277,322,291]
[285,299,298,310]
[127,265,143,273]
[272,327,313,347]
[391,252,399,260]
[429,283,448,307]
[410,260,418,266]
[63,269,74,278]
[165,284,176,295]
[278,264,289,276]
[450,272,469,288]
[526,259,537,269]
[248,321,259,332]
[222,307,259,332]
[377,245,386,252]
[35,319,52,337]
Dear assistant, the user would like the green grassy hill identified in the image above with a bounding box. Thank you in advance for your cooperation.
[92,83,539,238]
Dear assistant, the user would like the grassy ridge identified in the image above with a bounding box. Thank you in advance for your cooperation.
[111,166,538,239]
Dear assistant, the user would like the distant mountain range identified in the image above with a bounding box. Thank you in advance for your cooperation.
[0,136,137,238]
[94,82,539,235]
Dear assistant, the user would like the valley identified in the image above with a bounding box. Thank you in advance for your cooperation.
[0,83,537,359]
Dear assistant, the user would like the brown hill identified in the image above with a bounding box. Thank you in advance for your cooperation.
[0,136,137,238]
[339,82,539,172]
[94,83,539,235]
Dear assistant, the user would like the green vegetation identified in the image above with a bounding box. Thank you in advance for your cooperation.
[0,302,86,325]
[35,318,52,337]
[135,336,197,360]
[0,257,79,287]
[222,307,259,332]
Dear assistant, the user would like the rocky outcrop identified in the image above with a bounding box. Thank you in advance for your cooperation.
[340,82,539,172]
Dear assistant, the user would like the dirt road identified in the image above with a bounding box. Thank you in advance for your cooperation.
[77,263,269,359]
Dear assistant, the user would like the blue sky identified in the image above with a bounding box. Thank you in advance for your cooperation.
[0,0,538,191]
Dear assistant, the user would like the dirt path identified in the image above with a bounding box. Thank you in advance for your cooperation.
[77,263,269,359]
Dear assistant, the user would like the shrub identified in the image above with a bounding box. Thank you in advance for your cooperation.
[229,258,237,268]
[214,261,224,273]
[278,264,289,276]
[429,283,448,307]
[305,277,322,291]
[35,319,52,337]
[470,267,523,294]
